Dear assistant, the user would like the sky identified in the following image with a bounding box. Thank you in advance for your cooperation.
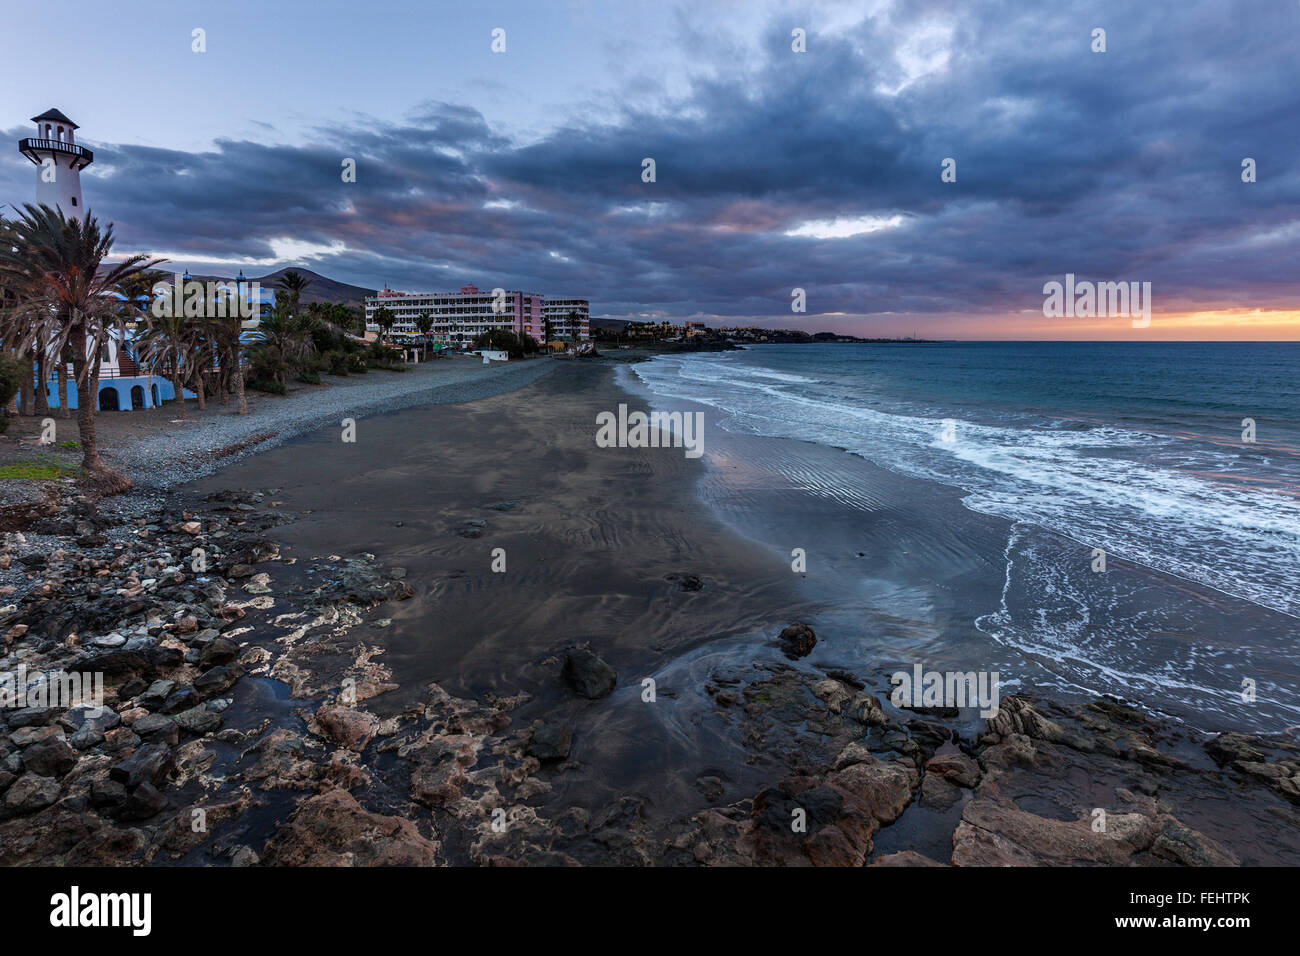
[1,0,1297,339]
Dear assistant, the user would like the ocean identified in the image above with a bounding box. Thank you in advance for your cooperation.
[623,342,1300,733]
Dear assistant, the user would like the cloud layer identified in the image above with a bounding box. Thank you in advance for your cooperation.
[3,0,1297,336]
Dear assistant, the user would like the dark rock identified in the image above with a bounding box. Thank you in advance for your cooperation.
[109,743,172,789]
[194,665,240,697]
[117,677,148,700]
[527,721,573,762]
[5,707,56,729]
[132,714,179,746]
[695,775,725,801]
[201,636,240,667]
[1205,733,1266,766]
[162,686,198,714]
[753,783,842,833]
[137,680,176,709]
[59,705,120,735]
[90,777,128,809]
[563,648,617,699]
[261,789,438,866]
[3,773,60,815]
[665,572,704,591]
[70,728,106,750]
[117,781,169,821]
[778,622,817,659]
[76,646,183,681]
[22,738,77,777]
[173,704,223,735]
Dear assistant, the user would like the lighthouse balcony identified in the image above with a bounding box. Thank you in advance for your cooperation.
[18,138,93,169]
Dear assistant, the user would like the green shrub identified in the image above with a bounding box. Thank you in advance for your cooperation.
[247,378,286,395]
[248,343,290,383]
[322,350,350,375]
[296,370,322,385]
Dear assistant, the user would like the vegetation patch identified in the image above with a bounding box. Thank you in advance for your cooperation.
[0,459,77,480]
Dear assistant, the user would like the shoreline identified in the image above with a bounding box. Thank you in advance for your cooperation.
[0,355,560,499]
[0,359,1297,865]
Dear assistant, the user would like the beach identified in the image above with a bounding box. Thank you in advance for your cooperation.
[2,352,1299,866]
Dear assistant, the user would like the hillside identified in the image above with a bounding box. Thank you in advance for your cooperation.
[192,267,376,309]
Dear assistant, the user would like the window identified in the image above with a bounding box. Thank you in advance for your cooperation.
[70,197,77,207]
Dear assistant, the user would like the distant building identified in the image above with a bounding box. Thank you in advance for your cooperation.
[541,298,590,340]
[364,284,546,345]
[364,285,589,345]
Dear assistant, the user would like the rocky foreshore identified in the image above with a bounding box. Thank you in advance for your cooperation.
[2,483,1298,866]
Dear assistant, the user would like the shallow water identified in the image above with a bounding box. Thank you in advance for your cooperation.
[622,344,1300,733]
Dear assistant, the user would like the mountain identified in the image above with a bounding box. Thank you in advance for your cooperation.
[191,267,376,309]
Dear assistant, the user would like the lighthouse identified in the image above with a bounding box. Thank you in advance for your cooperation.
[18,108,94,217]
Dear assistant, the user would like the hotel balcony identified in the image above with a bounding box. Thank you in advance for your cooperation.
[19,138,94,170]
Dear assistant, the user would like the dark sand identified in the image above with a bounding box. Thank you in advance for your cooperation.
[188,361,818,821]
[158,358,1300,864]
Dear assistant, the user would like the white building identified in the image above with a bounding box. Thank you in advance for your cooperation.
[541,298,590,341]
[18,108,92,218]
[364,284,545,346]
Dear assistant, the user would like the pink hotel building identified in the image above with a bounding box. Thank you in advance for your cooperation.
[363,284,589,346]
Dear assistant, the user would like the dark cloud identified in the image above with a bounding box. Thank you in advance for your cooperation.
[2,0,1296,329]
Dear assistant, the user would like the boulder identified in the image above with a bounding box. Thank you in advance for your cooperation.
[21,738,77,778]
[3,773,60,815]
[312,705,379,752]
[526,721,573,762]
[261,790,439,866]
[109,743,172,789]
[563,648,617,699]
[778,622,816,659]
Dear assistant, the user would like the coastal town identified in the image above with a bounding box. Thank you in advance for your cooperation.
[0,107,918,479]
[0,0,1295,919]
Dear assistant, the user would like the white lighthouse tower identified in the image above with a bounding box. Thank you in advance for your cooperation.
[18,108,94,217]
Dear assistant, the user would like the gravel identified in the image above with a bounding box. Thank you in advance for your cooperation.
[111,356,559,490]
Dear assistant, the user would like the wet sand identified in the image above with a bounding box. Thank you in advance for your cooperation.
[187,360,817,820]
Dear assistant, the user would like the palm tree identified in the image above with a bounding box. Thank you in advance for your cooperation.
[139,310,195,420]
[31,335,49,415]
[0,204,162,486]
[250,300,316,385]
[374,306,395,345]
[116,268,164,405]
[276,270,310,313]
[214,310,249,414]
[208,283,250,414]
[331,303,363,337]
[415,311,433,358]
